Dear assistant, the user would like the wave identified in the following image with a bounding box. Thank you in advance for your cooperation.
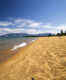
[11,39,37,51]
[11,42,27,51]
[32,40,36,42]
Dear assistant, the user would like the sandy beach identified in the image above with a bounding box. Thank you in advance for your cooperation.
[0,36,66,80]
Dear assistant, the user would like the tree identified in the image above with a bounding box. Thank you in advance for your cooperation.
[64,30,66,35]
[60,30,64,35]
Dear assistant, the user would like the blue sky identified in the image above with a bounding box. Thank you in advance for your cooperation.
[0,0,66,35]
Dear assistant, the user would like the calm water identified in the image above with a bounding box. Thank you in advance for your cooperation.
[0,37,36,62]
[0,37,36,51]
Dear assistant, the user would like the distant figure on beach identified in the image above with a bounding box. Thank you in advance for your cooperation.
[32,77,35,80]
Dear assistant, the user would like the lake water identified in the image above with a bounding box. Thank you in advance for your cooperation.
[0,37,37,62]
[0,37,36,51]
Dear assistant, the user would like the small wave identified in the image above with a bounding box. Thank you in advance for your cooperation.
[11,39,36,51]
[11,42,27,51]
[32,40,36,42]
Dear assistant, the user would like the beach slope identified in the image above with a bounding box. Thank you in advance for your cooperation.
[0,37,66,80]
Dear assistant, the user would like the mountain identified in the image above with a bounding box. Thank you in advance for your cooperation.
[0,33,55,38]
[0,33,28,38]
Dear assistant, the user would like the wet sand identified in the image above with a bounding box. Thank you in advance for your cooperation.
[0,36,66,80]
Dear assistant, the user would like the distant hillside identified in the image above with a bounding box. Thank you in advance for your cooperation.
[0,33,54,38]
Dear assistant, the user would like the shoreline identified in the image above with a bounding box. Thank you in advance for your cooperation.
[0,36,66,80]
[0,38,38,63]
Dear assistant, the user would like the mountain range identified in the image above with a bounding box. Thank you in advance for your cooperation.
[0,33,55,38]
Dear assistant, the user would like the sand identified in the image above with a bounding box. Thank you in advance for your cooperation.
[0,36,66,80]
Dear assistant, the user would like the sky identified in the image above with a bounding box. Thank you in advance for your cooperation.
[0,0,66,35]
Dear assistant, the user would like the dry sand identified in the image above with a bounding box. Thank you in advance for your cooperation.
[0,36,66,80]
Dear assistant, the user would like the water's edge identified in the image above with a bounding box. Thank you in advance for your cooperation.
[11,39,37,51]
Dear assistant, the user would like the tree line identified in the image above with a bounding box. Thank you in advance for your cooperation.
[57,30,66,36]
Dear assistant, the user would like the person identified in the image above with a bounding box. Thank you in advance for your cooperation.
[32,77,34,80]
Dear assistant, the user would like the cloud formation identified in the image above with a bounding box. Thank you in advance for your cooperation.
[0,21,13,26]
[0,18,66,35]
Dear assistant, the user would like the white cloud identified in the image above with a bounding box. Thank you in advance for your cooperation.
[0,18,66,35]
[17,23,26,28]
[14,19,24,23]
[14,19,42,28]
[14,19,33,24]
[42,23,53,29]
[0,28,39,35]
[57,25,66,31]
[0,28,24,33]
[29,22,41,27]
[0,22,13,26]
